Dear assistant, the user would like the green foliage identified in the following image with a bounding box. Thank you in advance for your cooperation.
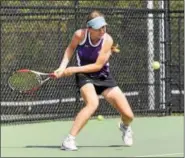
[170,0,184,10]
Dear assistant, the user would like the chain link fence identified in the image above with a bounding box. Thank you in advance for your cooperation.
[1,0,184,124]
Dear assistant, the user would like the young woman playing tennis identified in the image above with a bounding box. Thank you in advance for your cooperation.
[54,10,134,151]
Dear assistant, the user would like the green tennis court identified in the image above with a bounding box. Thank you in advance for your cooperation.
[1,116,183,157]
[1,0,184,157]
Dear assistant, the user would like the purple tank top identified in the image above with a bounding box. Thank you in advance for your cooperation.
[76,30,110,78]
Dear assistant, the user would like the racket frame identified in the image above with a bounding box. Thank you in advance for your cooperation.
[8,69,56,93]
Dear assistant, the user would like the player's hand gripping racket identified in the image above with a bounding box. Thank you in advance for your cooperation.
[8,69,56,93]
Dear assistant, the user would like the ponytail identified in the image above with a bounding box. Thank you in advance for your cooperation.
[111,43,120,53]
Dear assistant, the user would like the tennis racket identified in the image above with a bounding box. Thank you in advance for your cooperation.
[8,69,56,93]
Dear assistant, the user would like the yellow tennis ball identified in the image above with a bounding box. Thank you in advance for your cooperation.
[97,115,104,121]
[152,61,160,70]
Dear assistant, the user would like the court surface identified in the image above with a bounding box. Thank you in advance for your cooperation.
[1,116,184,157]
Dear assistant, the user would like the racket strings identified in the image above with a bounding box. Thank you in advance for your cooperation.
[8,72,41,92]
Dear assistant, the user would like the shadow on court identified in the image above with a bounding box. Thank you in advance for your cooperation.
[1,144,128,149]
[25,144,127,149]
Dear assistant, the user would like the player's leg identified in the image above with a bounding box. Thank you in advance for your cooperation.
[70,83,99,136]
[61,83,99,150]
[102,86,134,146]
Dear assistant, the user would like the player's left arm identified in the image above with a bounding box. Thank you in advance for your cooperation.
[64,35,113,76]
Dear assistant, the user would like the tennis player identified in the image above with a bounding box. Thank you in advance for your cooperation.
[54,10,134,151]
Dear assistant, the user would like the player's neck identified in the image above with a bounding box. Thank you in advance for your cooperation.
[89,33,101,45]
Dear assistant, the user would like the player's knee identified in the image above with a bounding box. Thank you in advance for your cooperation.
[86,100,99,113]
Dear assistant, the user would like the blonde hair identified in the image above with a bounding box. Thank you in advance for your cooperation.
[87,10,120,53]
[111,44,120,53]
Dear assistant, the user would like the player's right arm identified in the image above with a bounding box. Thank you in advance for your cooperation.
[54,29,84,77]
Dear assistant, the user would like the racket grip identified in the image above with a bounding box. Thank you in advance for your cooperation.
[49,73,57,79]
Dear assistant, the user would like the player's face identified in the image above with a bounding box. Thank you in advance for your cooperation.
[90,26,106,39]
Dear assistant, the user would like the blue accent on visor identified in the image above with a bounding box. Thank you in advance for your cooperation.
[87,17,107,29]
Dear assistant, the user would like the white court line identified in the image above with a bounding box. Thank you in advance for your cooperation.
[135,152,183,157]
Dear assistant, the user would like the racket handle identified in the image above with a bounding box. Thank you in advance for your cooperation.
[49,73,57,79]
